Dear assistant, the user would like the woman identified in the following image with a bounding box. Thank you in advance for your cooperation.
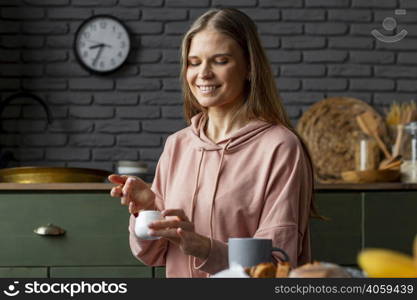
[109,8,315,278]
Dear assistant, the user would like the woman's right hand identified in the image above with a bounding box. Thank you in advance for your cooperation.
[108,174,155,214]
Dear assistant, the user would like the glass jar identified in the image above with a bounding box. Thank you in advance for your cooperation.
[116,160,148,180]
[400,122,417,183]
[354,132,379,171]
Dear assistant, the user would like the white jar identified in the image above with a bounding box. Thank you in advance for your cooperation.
[400,122,417,183]
[400,161,417,183]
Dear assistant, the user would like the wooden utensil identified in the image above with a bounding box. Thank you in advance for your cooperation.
[341,169,400,183]
[380,156,402,169]
[379,157,403,170]
[356,112,392,159]
[392,124,404,158]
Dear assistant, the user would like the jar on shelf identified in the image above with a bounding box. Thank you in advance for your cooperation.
[354,132,380,171]
[116,160,148,180]
[400,122,417,183]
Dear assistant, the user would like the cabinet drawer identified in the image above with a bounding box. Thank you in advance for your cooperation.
[0,267,47,278]
[50,266,152,278]
[0,192,142,267]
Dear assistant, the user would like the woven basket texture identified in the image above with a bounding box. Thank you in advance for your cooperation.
[296,97,387,183]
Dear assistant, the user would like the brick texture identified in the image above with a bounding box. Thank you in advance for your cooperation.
[1,1,416,174]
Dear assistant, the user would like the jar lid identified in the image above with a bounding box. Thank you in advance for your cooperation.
[117,160,148,168]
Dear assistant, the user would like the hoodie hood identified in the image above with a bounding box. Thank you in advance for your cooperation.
[189,112,273,151]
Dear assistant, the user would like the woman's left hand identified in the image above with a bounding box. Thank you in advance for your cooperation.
[148,209,211,260]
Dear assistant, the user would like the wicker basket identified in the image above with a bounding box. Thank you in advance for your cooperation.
[296,97,387,183]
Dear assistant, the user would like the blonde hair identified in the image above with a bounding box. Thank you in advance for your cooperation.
[180,8,323,219]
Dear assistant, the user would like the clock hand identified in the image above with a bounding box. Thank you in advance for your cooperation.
[92,45,105,67]
[87,40,112,48]
[89,43,106,49]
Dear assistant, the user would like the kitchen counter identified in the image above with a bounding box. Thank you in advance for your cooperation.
[1,182,417,190]
[315,182,417,191]
[0,182,416,276]
[0,183,114,190]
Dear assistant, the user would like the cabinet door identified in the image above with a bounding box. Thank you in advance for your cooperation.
[310,192,362,266]
[0,192,144,267]
[50,266,152,278]
[0,267,47,278]
[364,192,417,254]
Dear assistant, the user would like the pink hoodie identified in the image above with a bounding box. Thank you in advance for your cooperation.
[128,113,313,277]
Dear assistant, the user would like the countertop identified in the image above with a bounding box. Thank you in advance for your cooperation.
[1,182,417,191]
[0,183,114,190]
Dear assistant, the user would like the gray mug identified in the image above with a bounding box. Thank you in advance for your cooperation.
[228,238,289,268]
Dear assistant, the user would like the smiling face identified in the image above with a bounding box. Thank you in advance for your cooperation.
[186,29,249,110]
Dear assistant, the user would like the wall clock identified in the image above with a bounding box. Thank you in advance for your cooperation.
[74,15,131,74]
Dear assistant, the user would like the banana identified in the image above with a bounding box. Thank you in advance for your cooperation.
[358,248,417,278]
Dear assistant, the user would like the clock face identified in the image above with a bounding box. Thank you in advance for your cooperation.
[74,15,131,74]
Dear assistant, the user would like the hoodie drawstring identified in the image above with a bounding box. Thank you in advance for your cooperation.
[188,140,231,277]
[208,140,231,242]
[189,148,205,222]
[188,148,205,277]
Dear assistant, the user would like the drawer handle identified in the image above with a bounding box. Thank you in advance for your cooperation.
[33,223,65,236]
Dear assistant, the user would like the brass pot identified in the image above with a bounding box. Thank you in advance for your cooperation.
[0,167,111,183]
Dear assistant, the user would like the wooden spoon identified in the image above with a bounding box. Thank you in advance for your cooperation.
[379,156,403,170]
[392,124,404,158]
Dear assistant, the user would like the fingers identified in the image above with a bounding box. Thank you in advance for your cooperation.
[109,175,152,216]
[109,177,135,206]
[162,209,190,222]
[148,219,193,231]
[108,174,128,184]
[110,185,123,198]
[121,177,137,204]
[177,227,188,241]
[110,176,154,213]
[148,211,194,242]
[128,201,139,214]
[110,184,130,206]
[149,228,179,240]
[122,177,137,196]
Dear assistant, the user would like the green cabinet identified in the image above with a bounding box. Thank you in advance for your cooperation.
[0,191,152,278]
[1,186,415,277]
[364,192,417,254]
[310,192,362,265]
[311,190,417,267]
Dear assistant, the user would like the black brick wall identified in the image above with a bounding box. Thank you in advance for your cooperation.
[1,0,417,175]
